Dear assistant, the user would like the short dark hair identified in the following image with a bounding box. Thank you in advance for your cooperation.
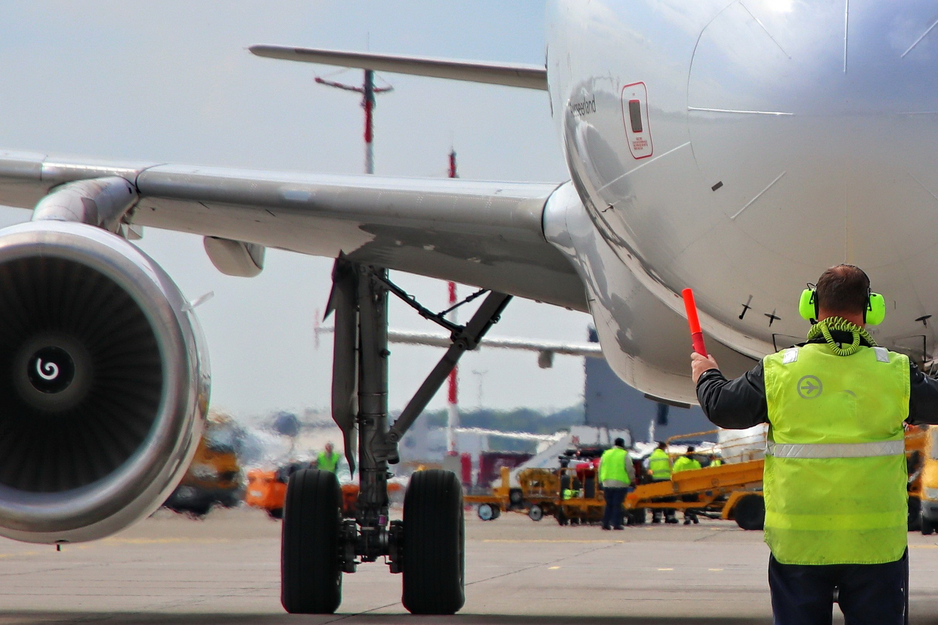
[614,437,625,447]
[815,265,870,316]
[686,446,696,453]
[656,441,666,450]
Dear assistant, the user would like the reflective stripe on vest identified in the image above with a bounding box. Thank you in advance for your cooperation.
[763,342,909,566]
[766,440,905,459]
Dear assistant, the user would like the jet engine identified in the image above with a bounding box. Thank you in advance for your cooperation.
[0,220,209,544]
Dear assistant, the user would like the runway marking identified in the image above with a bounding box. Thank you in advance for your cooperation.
[0,551,40,558]
[658,568,674,571]
[709,568,724,571]
[910,544,938,549]
[482,539,625,544]
[548,566,561,570]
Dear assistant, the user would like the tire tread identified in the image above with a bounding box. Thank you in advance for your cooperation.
[402,469,465,614]
[281,469,342,614]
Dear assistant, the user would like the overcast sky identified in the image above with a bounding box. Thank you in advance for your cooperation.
[0,1,594,418]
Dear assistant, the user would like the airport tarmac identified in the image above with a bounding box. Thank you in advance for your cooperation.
[2,507,938,624]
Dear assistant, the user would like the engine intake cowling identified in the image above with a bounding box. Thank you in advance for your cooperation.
[0,220,209,543]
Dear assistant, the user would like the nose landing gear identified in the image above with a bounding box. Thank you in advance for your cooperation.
[281,260,510,615]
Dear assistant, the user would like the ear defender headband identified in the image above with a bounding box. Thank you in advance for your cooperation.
[798,284,886,325]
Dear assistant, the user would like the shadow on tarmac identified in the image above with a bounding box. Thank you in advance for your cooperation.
[0,614,914,625]
[6,613,938,625]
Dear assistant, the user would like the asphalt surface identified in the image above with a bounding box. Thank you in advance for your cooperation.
[2,506,938,624]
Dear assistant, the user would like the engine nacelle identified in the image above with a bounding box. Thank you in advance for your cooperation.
[0,220,210,543]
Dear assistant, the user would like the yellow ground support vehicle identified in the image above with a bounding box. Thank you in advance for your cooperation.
[553,464,606,525]
[625,459,766,529]
[465,466,562,521]
[164,413,244,516]
[910,425,938,534]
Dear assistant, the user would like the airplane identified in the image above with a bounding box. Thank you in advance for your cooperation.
[0,0,935,617]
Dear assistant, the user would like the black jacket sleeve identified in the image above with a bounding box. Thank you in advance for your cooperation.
[907,362,938,425]
[695,362,768,430]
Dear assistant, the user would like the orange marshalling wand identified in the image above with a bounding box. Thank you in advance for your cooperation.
[682,288,708,357]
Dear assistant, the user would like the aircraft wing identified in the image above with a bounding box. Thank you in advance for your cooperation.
[0,152,586,311]
[249,46,548,91]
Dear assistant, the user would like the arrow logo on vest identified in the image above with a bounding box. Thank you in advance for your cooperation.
[797,375,823,399]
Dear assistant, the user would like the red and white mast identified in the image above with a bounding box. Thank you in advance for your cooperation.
[315,70,392,175]
[446,149,459,456]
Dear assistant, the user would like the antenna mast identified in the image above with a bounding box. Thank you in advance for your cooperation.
[446,149,459,456]
[315,70,393,174]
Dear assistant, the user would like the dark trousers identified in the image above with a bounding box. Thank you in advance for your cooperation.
[768,550,908,625]
[602,487,627,528]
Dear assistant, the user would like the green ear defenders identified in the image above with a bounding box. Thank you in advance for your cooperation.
[798,287,886,325]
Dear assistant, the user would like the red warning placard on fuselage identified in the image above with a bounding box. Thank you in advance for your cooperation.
[621,82,653,160]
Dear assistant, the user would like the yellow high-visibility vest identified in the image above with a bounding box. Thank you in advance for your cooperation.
[672,456,701,473]
[599,447,630,484]
[763,343,909,565]
[318,451,341,473]
[648,449,672,480]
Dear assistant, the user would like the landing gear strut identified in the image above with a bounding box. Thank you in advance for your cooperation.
[280,259,510,615]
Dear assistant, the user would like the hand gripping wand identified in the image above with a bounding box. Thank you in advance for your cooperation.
[682,288,708,357]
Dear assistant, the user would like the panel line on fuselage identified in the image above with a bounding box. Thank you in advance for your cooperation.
[687,107,793,116]
[902,18,938,58]
[594,141,690,196]
[731,171,788,221]
[908,172,938,205]
[738,2,791,59]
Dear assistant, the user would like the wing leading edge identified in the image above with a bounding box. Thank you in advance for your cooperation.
[249,46,548,91]
[0,152,586,311]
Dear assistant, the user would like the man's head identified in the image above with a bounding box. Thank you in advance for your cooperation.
[614,437,625,448]
[657,441,666,450]
[686,446,696,455]
[325,442,334,454]
[815,264,870,325]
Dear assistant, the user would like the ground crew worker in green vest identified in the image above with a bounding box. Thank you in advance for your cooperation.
[672,446,702,525]
[599,437,635,530]
[317,442,341,474]
[646,441,678,524]
[671,447,702,473]
[692,264,938,625]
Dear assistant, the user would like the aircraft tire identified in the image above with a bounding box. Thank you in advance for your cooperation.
[281,469,342,614]
[402,469,465,615]
[734,494,765,531]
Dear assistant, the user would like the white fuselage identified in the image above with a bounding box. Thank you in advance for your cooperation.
[544,0,938,403]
